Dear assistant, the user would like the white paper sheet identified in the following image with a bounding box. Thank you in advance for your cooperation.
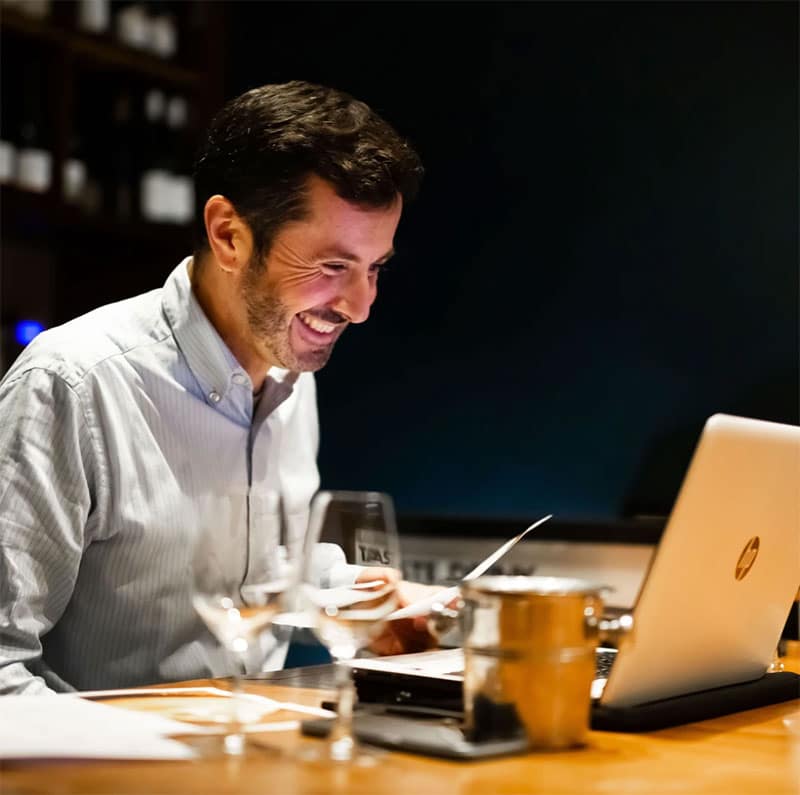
[0,695,200,760]
[76,686,335,719]
[348,648,465,680]
[387,514,553,620]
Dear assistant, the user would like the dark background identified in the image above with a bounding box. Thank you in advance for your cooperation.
[1,1,796,527]
[228,1,799,523]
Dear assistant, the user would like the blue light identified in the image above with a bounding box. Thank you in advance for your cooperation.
[14,320,45,346]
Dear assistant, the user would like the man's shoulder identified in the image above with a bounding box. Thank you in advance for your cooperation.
[3,288,171,390]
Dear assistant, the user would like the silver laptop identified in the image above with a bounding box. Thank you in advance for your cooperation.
[352,413,800,709]
[599,412,800,707]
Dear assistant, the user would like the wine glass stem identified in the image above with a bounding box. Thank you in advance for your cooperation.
[329,661,357,761]
[225,658,246,756]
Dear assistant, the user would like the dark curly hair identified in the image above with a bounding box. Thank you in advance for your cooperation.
[192,80,424,261]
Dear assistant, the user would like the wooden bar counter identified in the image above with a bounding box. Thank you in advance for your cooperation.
[2,654,799,795]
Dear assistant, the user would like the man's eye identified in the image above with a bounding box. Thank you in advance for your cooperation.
[322,263,348,274]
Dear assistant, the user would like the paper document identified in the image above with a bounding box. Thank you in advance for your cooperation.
[76,686,335,726]
[389,514,553,620]
[348,648,465,680]
[0,695,201,760]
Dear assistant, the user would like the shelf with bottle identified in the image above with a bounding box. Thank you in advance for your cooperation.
[0,0,223,227]
[67,71,198,226]
[0,0,202,88]
[1,36,200,238]
[0,183,194,250]
[0,36,59,196]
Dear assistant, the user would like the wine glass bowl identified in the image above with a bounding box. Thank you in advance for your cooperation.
[311,569,400,660]
[299,490,402,763]
[190,491,294,756]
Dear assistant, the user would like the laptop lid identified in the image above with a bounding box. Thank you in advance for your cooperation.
[600,413,800,708]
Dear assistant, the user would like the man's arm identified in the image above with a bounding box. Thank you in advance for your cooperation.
[0,368,95,694]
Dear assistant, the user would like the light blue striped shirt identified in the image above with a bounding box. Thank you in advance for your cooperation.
[0,259,320,694]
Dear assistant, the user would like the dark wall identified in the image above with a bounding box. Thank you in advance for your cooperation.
[229,1,799,521]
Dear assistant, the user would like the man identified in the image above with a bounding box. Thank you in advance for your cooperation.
[0,81,430,694]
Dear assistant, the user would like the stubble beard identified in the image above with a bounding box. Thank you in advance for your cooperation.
[242,256,334,373]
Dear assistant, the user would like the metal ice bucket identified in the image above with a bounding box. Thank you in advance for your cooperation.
[461,575,607,750]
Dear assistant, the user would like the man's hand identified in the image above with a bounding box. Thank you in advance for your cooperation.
[355,569,451,656]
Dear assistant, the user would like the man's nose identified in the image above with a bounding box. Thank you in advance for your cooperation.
[334,271,376,324]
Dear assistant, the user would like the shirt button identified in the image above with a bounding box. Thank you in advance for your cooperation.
[208,390,221,403]
[232,373,247,386]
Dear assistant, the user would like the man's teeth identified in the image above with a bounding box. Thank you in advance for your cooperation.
[298,312,336,334]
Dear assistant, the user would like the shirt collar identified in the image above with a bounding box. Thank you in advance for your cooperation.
[161,258,298,422]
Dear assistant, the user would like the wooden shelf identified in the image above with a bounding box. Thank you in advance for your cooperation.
[1,2,224,364]
[1,8,200,88]
[0,185,192,248]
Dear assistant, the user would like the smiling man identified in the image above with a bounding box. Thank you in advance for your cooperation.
[194,174,401,383]
[0,82,425,694]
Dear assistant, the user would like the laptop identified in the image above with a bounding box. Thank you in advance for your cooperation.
[348,413,800,732]
[598,412,799,708]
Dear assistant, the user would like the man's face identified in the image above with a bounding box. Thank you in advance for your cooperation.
[241,176,402,372]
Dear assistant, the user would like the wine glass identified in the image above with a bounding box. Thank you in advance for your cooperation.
[191,491,296,756]
[298,490,402,764]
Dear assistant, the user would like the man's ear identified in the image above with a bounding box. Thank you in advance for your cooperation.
[203,195,253,274]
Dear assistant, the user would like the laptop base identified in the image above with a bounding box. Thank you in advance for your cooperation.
[592,671,799,732]
[353,668,800,733]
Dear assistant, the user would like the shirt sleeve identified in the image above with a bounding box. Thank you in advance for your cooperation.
[0,368,96,694]
[309,542,362,589]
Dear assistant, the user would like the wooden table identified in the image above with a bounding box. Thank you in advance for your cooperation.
[3,657,799,795]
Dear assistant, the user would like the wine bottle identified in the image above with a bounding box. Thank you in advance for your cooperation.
[165,95,193,224]
[115,2,151,51]
[108,89,136,219]
[149,0,178,59]
[62,130,88,205]
[139,87,170,222]
[0,138,15,185]
[71,80,105,216]
[77,0,111,35]
[16,62,52,194]
[0,38,18,185]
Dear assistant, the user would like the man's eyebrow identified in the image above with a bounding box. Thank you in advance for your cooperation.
[318,247,396,264]
[376,248,396,264]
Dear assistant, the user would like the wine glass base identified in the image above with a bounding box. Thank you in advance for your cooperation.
[180,733,287,760]
[224,733,245,756]
[295,737,384,766]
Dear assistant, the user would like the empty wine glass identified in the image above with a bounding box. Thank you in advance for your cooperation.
[191,491,296,756]
[298,490,402,764]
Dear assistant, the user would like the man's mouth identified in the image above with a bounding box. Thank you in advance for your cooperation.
[297,311,339,334]
[294,310,346,345]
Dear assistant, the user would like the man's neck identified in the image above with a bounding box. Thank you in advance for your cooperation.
[188,256,271,391]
